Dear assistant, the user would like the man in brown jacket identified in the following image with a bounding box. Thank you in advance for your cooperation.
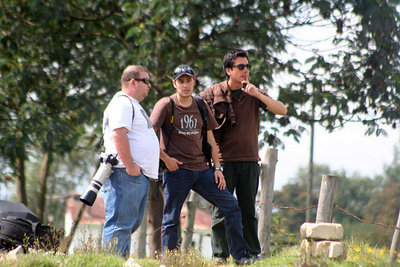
[200,49,287,260]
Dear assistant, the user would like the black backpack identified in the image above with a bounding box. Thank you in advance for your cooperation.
[0,216,59,252]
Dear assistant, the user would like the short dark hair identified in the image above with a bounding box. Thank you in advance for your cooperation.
[223,49,249,80]
[121,65,149,85]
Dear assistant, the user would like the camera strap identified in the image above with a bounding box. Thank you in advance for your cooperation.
[165,96,211,165]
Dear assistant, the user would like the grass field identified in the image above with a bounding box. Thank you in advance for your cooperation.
[0,239,399,266]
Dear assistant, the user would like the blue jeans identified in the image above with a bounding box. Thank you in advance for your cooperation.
[161,168,250,260]
[102,168,150,258]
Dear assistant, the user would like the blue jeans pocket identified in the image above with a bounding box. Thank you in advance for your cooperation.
[101,175,111,193]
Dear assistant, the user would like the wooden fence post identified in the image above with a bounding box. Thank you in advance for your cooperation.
[182,191,201,251]
[389,209,400,262]
[148,179,164,258]
[59,203,85,254]
[258,148,278,257]
[315,175,337,223]
[136,203,148,258]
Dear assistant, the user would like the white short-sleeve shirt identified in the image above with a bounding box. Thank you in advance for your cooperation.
[103,91,160,179]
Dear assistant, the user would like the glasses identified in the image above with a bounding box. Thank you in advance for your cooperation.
[128,78,151,85]
[232,64,251,70]
[135,78,151,85]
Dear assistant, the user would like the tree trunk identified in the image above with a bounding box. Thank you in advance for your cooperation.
[15,152,27,205]
[147,179,164,258]
[36,150,52,222]
[182,191,201,251]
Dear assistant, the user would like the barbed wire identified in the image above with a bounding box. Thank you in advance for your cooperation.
[335,204,400,231]
[147,226,162,236]
[270,202,317,211]
[145,201,400,238]
[270,226,300,237]
[268,201,400,231]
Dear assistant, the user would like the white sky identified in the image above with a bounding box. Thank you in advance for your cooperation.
[261,124,399,190]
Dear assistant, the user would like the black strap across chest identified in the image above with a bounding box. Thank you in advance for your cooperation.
[99,94,135,152]
[119,94,135,123]
[165,95,208,152]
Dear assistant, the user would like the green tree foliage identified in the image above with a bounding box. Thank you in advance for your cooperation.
[0,1,126,204]
[1,0,399,225]
[118,0,295,110]
[363,144,400,246]
[278,0,400,136]
[108,0,400,145]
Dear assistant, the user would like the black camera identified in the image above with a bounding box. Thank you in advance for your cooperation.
[80,153,119,206]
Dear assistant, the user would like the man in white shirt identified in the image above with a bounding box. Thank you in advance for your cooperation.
[101,65,159,258]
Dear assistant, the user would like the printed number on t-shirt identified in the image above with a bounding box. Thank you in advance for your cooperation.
[180,115,198,129]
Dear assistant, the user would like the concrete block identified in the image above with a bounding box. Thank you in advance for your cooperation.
[300,239,311,256]
[300,222,344,240]
[301,239,347,260]
[312,240,330,257]
[329,241,348,260]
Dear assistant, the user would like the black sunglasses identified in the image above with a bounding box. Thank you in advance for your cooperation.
[232,64,251,70]
[134,78,151,85]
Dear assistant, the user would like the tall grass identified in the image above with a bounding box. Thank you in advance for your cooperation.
[0,238,398,266]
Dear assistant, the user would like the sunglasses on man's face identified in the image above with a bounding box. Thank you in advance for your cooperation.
[135,78,151,85]
[232,64,251,71]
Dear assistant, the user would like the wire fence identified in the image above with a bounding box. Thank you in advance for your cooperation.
[269,201,400,232]
[171,201,400,239]
[334,204,400,230]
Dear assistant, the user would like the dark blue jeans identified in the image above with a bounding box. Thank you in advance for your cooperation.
[161,168,249,260]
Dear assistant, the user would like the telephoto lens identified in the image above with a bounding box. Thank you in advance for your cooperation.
[80,154,118,206]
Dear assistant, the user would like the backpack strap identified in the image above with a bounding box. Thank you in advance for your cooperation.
[157,97,174,186]
[164,97,175,153]
[99,94,135,152]
[193,95,207,132]
[193,96,212,166]
[164,96,212,166]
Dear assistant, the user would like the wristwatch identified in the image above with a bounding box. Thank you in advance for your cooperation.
[215,166,223,172]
